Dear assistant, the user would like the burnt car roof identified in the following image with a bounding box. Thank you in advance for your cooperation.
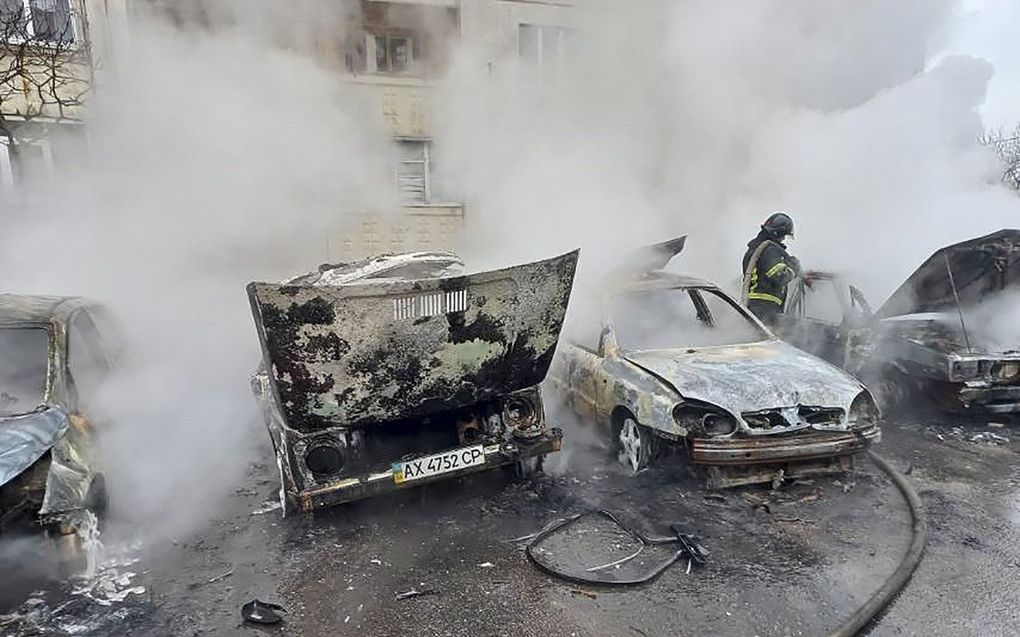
[0,294,92,325]
[877,229,1020,319]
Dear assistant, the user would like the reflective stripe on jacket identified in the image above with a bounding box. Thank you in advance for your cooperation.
[742,234,798,307]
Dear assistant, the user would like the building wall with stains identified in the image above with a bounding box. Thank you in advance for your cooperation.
[326,0,584,262]
[0,0,122,192]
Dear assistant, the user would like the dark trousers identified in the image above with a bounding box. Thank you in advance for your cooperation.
[748,299,782,327]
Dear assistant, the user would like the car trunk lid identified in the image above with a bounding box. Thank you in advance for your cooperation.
[247,251,578,433]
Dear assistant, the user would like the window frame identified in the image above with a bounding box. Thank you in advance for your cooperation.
[346,28,423,77]
[0,0,77,46]
[518,23,568,84]
[395,138,441,205]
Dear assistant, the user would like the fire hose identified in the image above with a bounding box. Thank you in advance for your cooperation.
[825,450,927,637]
[524,451,926,636]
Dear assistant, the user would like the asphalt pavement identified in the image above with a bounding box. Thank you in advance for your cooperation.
[1,416,1018,636]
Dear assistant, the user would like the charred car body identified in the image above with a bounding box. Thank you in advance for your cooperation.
[0,295,114,539]
[549,238,880,488]
[249,251,578,513]
[780,229,1020,416]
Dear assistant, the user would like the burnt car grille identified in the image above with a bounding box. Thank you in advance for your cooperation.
[799,407,844,426]
[742,407,844,430]
[742,411,788,430]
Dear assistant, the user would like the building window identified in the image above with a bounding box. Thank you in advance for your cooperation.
[346,29,423,76]
[394,139,453,205]
[396,140,429,204]
[518,24,567,83]
[0,0,74,43]
[0,136,52,191]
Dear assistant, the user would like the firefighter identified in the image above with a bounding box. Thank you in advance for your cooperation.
[742,212,801,326]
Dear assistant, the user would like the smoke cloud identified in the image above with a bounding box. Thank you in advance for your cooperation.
[0,0,1016,540]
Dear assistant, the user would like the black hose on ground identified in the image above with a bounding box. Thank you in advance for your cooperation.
[826,451,928,637]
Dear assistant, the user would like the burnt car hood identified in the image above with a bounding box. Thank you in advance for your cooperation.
[0,407,68,487]
[877,229,1020,319]
[248,251,579,433]
[623,340,864,415]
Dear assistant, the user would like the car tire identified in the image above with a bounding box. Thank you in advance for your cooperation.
[616,417,654,474]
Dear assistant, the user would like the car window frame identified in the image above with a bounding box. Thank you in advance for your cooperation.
[604,284,769,353]
[65,309,111,411]
[0,320,55,415]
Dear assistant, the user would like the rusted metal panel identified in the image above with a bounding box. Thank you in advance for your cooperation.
[248,250,579,433]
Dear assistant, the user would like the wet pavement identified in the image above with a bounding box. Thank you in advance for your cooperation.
[1,416,1018,636]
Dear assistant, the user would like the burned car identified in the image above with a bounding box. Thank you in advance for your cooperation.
[0,295,114,540]
[780,229,1020,416]
[248,251,578,513]
[549,239,880,488]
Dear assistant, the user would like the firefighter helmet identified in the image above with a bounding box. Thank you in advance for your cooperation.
[762,212,794,239]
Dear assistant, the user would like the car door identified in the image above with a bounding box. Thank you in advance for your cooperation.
[65,310,113,415]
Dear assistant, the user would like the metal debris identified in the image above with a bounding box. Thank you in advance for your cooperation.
[395,588,439,601]
[241,600,286,625]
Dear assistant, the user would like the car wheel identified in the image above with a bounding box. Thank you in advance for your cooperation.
[617,417,653,474]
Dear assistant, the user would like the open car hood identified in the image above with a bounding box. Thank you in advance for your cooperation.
[877,229,1020,319]
[248,250,579,433]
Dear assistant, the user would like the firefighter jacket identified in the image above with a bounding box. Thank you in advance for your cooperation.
[742,232,800,306]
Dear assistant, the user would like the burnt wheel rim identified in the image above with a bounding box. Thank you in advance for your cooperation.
[618,418,644,473]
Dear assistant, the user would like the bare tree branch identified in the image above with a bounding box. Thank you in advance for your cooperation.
[980,123,1020,192]
[0,0,92,144]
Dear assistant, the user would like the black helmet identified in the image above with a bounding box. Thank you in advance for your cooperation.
[762,212,794,239]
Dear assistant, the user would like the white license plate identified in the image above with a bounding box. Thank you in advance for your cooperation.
[392,445,486,484]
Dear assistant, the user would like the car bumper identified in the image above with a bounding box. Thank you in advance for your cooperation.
[958,384,1020,414]
[290,430,562,512]
[689,426,881,466]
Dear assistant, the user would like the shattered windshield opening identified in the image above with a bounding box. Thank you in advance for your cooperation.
[611,287,767,351]
[0,327,49,417]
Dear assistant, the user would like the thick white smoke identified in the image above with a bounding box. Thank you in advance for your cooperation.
[0,1,1016,540]
[436,0,1017,310]
[1,7,394,537]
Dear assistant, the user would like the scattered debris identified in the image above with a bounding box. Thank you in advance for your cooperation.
[251,500,283,516]
[525,510,708,587]
[370,559,383,566]
[241,599,286,625]
[586,545,645,572]
[478,562,495,568]
[969,431,1010,445]
[771,469,786,491]
[395,588,439,601]
[189,568,234,589]
[570,589,598,600]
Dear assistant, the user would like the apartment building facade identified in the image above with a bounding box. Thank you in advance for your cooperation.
[317,0,581,260]
[0,0,127,192]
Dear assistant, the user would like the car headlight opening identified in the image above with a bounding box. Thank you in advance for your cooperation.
[305,444,344,477]
[847,393,879,429]
[702,413,737,437]
[991,361,1020,383]
[504,395,542,438]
